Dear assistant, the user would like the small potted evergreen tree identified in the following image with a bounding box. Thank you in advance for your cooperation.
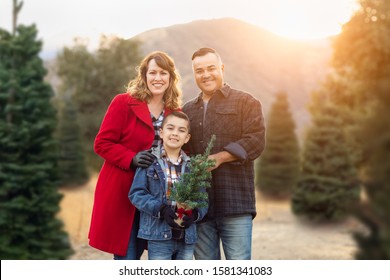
[170,135,216,225]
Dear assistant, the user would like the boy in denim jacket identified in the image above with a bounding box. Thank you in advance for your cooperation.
[129,111,207,260]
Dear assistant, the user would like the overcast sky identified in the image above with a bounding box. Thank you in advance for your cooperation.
[0,0,358,59]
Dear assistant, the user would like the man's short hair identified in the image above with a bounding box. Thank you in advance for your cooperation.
[192,47,222,63]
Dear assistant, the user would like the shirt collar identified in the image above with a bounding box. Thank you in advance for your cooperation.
[195,83,231,104]
[161,146,184,165]
[151,110,165,122]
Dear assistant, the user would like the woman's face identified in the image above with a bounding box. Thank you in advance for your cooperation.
[146,59,170,97]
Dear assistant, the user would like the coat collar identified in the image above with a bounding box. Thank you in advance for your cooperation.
[127,95,173,129]
[128,96,151,128]
[151,145,190,163]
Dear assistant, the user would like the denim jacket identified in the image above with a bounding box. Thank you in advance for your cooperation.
[129,146,208,244]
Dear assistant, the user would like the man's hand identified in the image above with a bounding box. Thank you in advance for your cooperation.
[207,151,238,171]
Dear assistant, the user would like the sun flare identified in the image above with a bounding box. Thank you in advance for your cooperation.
[254,0,358,40]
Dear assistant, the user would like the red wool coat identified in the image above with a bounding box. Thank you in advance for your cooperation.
[88,93,173,256]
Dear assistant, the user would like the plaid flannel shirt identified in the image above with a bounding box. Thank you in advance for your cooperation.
[160,145,184,206]
[151,110,164,148]
[182,84,265,219]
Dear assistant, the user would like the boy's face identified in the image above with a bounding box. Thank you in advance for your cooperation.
[160,116,190,150]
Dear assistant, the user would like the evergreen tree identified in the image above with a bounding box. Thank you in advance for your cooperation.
[256,91,300,198]
[319,75,365,169]
[332,0,390,259]
[354,102,390,259]
[170,135,216,209]
[0,21,73,259]
[56,98,89,186]
[56,36,142,170]
[291,99,359,221]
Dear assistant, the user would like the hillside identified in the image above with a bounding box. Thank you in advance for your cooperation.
[133,17,333,137]
[45,18,333,139]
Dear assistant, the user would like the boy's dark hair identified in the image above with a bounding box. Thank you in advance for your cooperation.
[162,111,191,133]
[192,47,222,62]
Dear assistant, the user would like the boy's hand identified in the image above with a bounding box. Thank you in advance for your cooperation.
[159,204,180,228]
[181,208,199,229]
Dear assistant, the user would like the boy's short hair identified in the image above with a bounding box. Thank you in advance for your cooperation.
[162,111,191,133]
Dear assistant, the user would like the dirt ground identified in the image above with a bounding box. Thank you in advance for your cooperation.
[58,174,367,260]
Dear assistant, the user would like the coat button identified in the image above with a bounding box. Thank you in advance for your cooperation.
[164,234,168,238]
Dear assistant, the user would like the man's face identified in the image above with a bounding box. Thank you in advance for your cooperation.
[192,53,224,97]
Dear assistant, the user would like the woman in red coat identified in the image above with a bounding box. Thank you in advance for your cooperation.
[88,51,182,259]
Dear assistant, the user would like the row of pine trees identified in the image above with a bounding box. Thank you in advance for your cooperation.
[256,91,359,220]
[0,1,143,259]
[1,0,389,259]
[256,0,390,259]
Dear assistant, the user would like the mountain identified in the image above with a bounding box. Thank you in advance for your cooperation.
[133,17,333,138]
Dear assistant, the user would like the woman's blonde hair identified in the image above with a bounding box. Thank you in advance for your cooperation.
[127,51,182,110]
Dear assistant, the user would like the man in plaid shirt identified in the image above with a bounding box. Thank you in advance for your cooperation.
[183,47,265,260]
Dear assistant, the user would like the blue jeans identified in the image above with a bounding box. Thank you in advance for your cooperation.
[148,240,195,260]
[114,210,146,260]
[194,215,253,260]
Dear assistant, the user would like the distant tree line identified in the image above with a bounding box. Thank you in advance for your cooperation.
[55,35,142,176]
